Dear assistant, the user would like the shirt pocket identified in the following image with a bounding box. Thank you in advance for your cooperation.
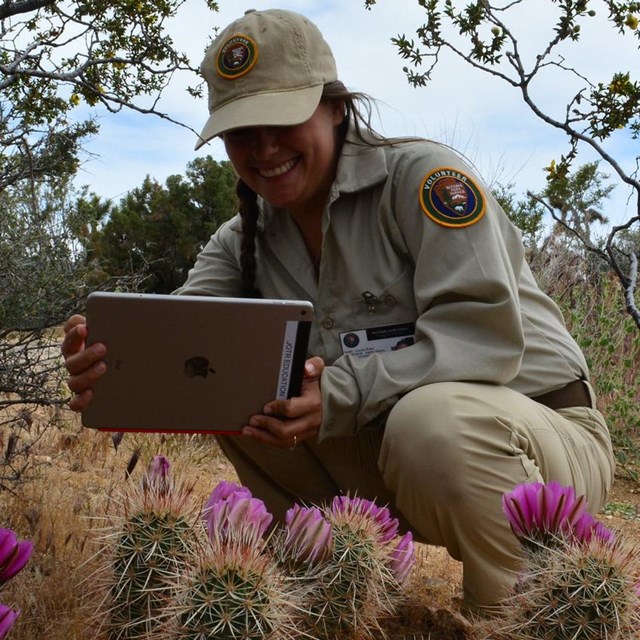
[351,265,418,320]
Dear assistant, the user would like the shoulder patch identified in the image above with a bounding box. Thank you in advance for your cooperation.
[216,33,258,79]
[419,167,486,228]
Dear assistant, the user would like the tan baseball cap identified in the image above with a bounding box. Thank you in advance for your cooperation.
[195,9,338,149]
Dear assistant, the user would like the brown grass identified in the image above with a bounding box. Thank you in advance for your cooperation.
[2,408,638,640]
[0,412,473,639]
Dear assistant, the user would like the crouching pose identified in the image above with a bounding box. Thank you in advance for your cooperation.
[62,8,615,614]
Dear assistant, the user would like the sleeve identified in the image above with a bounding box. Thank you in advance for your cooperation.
[173,215,245,297]
[319,147,528,440]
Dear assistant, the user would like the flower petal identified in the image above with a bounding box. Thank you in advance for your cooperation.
[0,605,20,639]
[0,531,32,586]
[389,531,415,586]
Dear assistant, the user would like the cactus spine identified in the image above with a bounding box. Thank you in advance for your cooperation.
[279,496,414,640]
[166,540,292,640]
[496,535,640,639]
[97,456,198,640]
[491,481,640,640]
[97,473,417,640]
[161,480,298,640]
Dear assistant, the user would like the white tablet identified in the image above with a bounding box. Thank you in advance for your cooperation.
[81,292,313,434]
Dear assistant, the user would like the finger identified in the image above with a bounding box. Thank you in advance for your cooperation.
[246,413,291,439]
[68,388,94,413]
[241,421,292,448]
[64,342,107,376]
[61,321,88,359]
[303,356,325,380]
[63,314,87,335]
[67,359,107,394]
[262,397,316,420]
[243,413,318,446]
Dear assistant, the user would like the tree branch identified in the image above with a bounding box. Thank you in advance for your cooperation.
[0,0,55,21]
[626,251,640,325]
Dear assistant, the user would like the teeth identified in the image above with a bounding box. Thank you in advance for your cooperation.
[259,159,296,178]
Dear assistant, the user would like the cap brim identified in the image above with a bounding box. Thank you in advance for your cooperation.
[194,84,324,150]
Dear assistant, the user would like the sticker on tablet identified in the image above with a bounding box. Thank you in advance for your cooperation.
[420,168,486,228]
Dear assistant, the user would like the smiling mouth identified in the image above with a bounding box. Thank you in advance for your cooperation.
[258,158,298,178]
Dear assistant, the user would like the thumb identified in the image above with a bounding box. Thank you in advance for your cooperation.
[303,356,325,380]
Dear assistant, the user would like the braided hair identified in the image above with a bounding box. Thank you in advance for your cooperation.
[237,178,262,298]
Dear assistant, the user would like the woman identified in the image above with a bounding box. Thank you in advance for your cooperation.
[62,8,615,614]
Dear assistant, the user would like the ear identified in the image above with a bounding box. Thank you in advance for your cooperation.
[330,98,346,126]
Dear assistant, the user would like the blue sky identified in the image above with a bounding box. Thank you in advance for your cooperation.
[73,0,639,228]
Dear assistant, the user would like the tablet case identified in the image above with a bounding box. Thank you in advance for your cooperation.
[81,292,313,433]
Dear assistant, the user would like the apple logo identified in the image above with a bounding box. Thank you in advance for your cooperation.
[183,356,216,378]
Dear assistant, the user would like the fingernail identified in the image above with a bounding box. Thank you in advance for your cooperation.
[92,344,106,356]
[305,362,316,375]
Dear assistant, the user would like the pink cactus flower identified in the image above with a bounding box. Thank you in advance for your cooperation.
[573,511,616,544]
[0,604,19,640]
[0,529,33,586]
[284,504,333,565]
[389,531,415,586]
[205,480,252,507]
[141,455,171,493]
[502,481,614,547]
[204,481,272,546]
[330,495,399,542]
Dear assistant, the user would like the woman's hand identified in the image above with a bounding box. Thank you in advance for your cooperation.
[241,356,325,449]
[60,314,107,412]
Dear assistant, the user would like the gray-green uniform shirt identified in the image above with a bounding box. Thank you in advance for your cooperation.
[176,132,588,440]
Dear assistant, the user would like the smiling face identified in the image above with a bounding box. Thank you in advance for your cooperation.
[222,100,345,220]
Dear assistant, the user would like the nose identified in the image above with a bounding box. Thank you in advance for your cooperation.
[253,127,279,159]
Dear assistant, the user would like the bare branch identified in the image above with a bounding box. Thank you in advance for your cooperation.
[627,252,640,324]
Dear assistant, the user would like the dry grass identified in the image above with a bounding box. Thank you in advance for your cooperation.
[0,410,475,639]
[0,408,640,640]
[3,408,638,639]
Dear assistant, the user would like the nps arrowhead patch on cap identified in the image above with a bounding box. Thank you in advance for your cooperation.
[216,34,258,79]
[419,167,486,228]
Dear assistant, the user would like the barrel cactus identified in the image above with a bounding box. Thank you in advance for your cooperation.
[497,534,640,639]
[275,495,415,640]
[490,480,640,640]
[161,480,298,640]
[96,455,198,640]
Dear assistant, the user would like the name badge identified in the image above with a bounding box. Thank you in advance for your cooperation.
[340,322,415,357]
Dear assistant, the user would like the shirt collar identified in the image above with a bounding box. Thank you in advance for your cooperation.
[334,123,389,194]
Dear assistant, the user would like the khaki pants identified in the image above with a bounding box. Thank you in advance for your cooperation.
[216,381,615,611]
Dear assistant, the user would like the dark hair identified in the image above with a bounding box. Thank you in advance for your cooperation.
[237,178,262,298]
[236,82,409,297]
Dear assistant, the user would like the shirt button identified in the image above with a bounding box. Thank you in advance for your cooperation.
[384,294,397,306]
[322,317,334,329]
